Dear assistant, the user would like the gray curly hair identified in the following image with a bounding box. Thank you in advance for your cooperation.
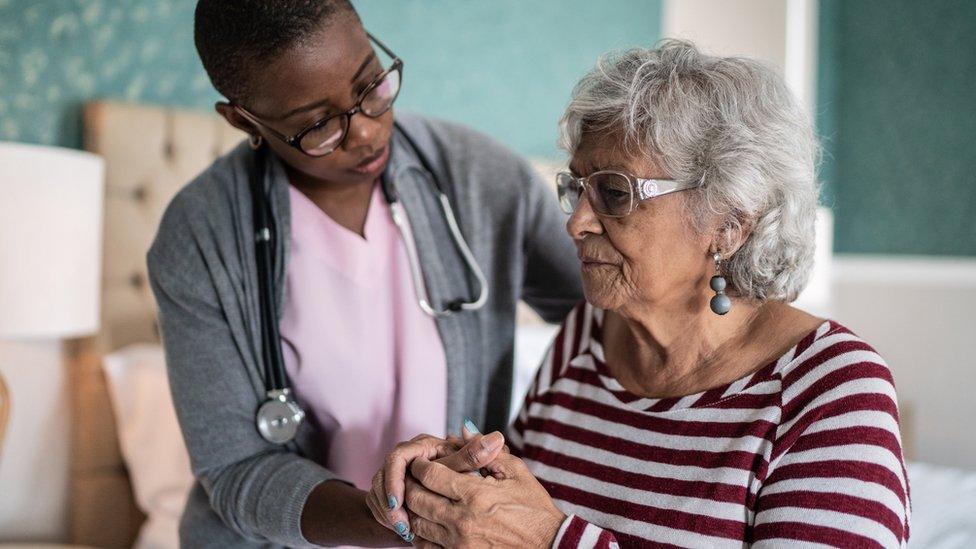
[558,39,820,302]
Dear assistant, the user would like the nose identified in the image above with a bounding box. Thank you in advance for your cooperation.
[343,111,384,152]
[566,192,604,241]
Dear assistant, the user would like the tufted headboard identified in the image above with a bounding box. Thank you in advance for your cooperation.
[87,101,245,351]
[68,101,244,548]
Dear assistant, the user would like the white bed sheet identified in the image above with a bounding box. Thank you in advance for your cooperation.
[908,461,976,548]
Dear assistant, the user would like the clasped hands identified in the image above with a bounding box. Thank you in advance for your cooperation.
[364,422,565,548]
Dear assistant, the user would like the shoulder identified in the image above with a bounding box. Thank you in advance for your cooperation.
[776,321,901,440]
[396,110,524,163]
[394,111,540,194]
[765,323,909,541]
[148,141,249,271]
[780,321,896,403]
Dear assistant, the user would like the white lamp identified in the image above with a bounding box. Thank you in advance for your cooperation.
[0,142,104,455]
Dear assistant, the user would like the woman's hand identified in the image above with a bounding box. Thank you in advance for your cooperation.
[403,452,566,548]
[364,428,505,543]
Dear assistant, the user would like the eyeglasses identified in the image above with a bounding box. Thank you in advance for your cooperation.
[555,170,700,217]
[235,32,403,157]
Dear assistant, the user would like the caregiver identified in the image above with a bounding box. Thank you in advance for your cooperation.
[146,0,581,547]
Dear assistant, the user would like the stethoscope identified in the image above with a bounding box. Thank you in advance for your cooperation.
[251,121,489,444]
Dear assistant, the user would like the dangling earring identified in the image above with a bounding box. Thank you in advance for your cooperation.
[248,134,263,150]
[709,252,731,315]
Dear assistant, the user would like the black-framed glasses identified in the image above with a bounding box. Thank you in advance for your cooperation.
[556,170,700,217]
[235,32,402,157]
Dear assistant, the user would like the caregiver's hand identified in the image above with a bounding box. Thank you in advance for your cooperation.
[404,452,566,548]
[365,428,505,543]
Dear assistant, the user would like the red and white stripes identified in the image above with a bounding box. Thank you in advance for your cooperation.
[510,303,910,548]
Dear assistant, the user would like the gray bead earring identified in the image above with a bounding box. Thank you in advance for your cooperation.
[709,252,731,315]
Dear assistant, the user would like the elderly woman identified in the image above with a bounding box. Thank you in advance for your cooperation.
[366,41,910,548]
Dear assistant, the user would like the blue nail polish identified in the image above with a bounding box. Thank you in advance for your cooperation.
[387,495,397,510]
[403,532,415,543]
[394,521,407,535]
[463,417,481,434]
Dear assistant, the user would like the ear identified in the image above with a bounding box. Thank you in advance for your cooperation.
[215,102,258,136]
[710,213,757,258]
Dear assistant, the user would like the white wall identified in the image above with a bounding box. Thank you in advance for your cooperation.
[831,256,976,469]
[663,0,788,71]
[0,340,70,542]
[662,0,818,116]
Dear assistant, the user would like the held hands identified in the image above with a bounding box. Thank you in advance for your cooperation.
[365,420,566,548]
[365,420,506,543]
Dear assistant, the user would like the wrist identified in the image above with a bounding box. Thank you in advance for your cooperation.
[542,506,568,548]
[301,479,405,546]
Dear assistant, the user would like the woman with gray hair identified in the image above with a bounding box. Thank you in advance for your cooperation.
[367,40,910,547]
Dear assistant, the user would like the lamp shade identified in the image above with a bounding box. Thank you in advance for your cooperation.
[0,142,104,339]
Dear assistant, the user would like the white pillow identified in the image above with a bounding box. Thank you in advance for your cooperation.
[102,344,193,549]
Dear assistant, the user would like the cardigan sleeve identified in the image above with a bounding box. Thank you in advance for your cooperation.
[147,185,341,547]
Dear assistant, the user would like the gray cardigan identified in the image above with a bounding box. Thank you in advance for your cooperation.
[147,112,582,548]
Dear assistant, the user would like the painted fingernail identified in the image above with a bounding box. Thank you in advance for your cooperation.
[387,495,397,510]
[403,532,416,543]
[394,521,407,535]
[463,417,480,434]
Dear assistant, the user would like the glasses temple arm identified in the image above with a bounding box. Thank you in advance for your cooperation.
[235,106,293,144]
[635,178,702,200]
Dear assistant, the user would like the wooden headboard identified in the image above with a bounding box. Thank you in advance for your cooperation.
[68,101,244,548]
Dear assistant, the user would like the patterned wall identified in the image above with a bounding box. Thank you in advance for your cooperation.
[0,0,218,149]
[0,0,661,158]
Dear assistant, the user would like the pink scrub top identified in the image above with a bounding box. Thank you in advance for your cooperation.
[279,182,447,491]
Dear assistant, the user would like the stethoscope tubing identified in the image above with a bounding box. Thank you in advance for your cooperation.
[251,121,488,443]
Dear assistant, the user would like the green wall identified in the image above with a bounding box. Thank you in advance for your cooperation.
[0,0,218,149]
[9,1,967,255]
[0,0,661,159]
[354,1,662,159]
[817,0,976,256]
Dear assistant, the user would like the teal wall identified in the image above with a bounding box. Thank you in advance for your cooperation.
[354,1,661,159]
[10,1,968,255]
[0,0,218,149]
[817,0,976,256]
[0,0,661,159]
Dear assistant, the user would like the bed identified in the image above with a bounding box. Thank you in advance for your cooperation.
[67,101,976,548]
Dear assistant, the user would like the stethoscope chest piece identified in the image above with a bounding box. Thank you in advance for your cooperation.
[256,389,305,444]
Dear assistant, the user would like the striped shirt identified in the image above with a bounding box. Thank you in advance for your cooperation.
[509,303,910,548]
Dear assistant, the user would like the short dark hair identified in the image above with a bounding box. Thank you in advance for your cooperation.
[194,0,357,103]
